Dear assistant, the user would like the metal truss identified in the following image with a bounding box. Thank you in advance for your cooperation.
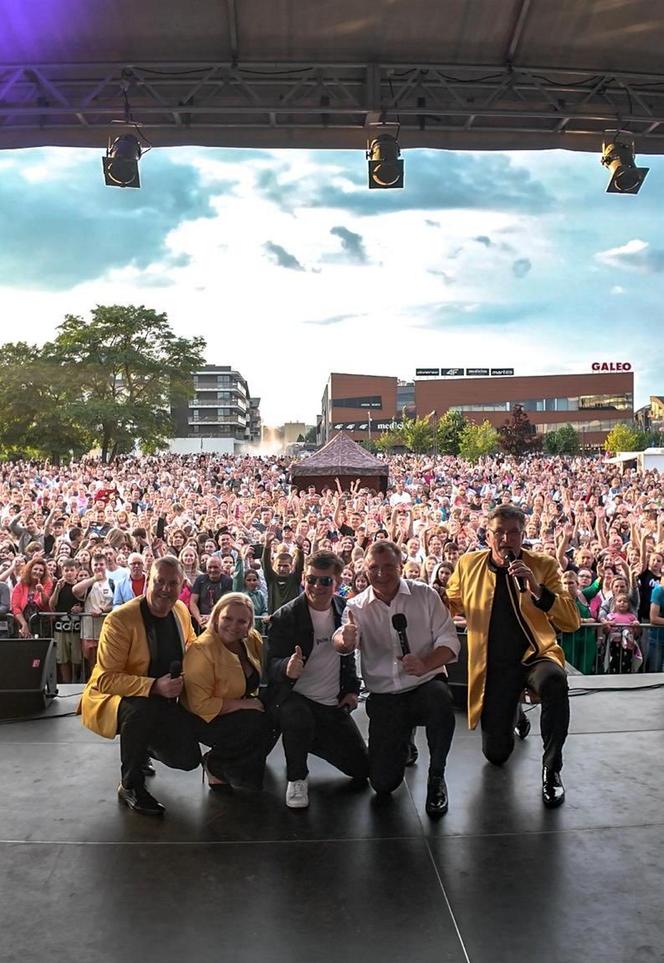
[3,60,664,151]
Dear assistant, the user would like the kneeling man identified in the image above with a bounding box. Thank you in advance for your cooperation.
[79,556,201,816]
[334,541,458,817]
[266,550,369,809]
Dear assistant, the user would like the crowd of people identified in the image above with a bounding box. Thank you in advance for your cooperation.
[1,451,662,679]
[2,449,662,818]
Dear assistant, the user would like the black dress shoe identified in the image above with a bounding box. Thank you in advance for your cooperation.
[118,784,166,816]
[514,711,531,740]
[141,760,156,777]
[425,777,448,818]
[542,768,565,808]
[405,739,419,767]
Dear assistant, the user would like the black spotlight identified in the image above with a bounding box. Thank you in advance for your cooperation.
[601,137,649,194]
[367,134,404,189]
[103,134,142,188]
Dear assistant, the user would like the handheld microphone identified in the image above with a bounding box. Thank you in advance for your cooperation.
[391,613,410,656]
[168,660,182,703]
[504,550,527,593]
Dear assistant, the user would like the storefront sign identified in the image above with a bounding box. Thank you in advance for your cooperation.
[591,362,632,371]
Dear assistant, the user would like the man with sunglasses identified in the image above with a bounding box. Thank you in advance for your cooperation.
[265,550,368,809]
[445,506,580,808]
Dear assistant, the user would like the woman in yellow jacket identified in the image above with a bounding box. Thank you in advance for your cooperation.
[181,592,269,791]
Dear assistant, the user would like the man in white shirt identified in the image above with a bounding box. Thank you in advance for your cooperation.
[334,541,458,817]
[389,481,412,507]
[266,551,369,810]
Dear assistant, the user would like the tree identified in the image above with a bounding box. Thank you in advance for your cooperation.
[401,412,434,453]
[544,423,580,455]
[435,410,467,455]
[458,420,500,462]
[375,427,405,452]
[604,423,644,455]
[0,342,93,462]
[304,425,317,444]
[296,433,305,443]
[50,305,206,460]
[498,404,541,456]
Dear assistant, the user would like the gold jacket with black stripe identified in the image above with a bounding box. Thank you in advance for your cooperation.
[445,548,580,730]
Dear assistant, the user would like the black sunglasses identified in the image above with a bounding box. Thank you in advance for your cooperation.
[305,575,334,587]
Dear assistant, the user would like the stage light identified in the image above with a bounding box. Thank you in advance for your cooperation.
[367,134,404,189]
[102,134,142,188]
[601,136,649,194]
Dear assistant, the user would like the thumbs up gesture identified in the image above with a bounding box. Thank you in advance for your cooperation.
[286,645,305,679]
[337,609,359,653]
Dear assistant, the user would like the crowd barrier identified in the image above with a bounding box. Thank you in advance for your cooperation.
[19,610,661,682]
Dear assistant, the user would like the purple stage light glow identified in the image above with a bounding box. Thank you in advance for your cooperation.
[1,1,109,61]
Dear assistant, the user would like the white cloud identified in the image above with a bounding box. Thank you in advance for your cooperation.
[595,238,664,273]
[1,148,664,421]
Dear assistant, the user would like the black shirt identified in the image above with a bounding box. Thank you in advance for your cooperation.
[144,610,183,680]
[487,561,532,669]
[191,574,232,615]
[637,569,659,621]
[56,583,79,614]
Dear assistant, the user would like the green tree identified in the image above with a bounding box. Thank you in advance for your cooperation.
[604,423,644,454]
[458,420,500,462]
[375,427,404,452]
[545,423,581,455]
[435,409,467,455]
[50,305,206,460]
[304,425,317,444]
[401,412,434,453]
[0,342,93,461]
[543,430,561,455]
[498,404,541,456]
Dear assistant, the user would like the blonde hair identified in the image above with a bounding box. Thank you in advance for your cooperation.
[209,592,255,634]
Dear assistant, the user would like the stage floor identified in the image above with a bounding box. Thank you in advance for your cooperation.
[2,677,663,963]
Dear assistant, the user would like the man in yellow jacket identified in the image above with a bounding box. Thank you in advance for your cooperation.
[445,506,580,808]
[79,556,201,816]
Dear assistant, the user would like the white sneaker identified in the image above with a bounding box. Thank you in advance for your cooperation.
[286,779,309,809]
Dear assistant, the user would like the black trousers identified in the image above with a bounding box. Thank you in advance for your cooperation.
[116,696,201,790]
[192,707,269,790]
[481,659,569,772]
[366,678,455,794]
[278,691,369,782]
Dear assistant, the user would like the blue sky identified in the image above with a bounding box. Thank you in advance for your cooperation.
[0,144,662,425]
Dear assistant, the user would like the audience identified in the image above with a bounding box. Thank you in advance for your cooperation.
[0,452,662,680]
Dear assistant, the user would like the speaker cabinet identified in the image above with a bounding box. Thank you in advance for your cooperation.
[0,638,58,720]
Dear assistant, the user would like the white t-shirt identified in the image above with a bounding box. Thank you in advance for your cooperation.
[293,605,339,706]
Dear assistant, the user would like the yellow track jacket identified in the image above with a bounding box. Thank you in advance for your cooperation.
[445,549,580,729]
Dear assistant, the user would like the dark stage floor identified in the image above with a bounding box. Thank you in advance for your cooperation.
[2,676,664,963]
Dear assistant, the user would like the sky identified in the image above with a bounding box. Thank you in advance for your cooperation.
[0,143,662,427]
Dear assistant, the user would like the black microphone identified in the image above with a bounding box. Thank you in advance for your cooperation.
[391,613,410,656]
[168,660,183,703]
[504,550,527,592]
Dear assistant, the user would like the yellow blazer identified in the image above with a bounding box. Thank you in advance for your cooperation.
[181,628,263,723]
[78,597,196,739]
[445,549,580,730]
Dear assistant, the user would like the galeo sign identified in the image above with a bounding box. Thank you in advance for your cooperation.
[591,362,632,371]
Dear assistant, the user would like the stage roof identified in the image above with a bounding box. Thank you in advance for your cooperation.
[2,0,664,152]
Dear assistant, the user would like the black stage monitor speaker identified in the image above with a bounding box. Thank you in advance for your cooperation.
[0,638,58,720]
